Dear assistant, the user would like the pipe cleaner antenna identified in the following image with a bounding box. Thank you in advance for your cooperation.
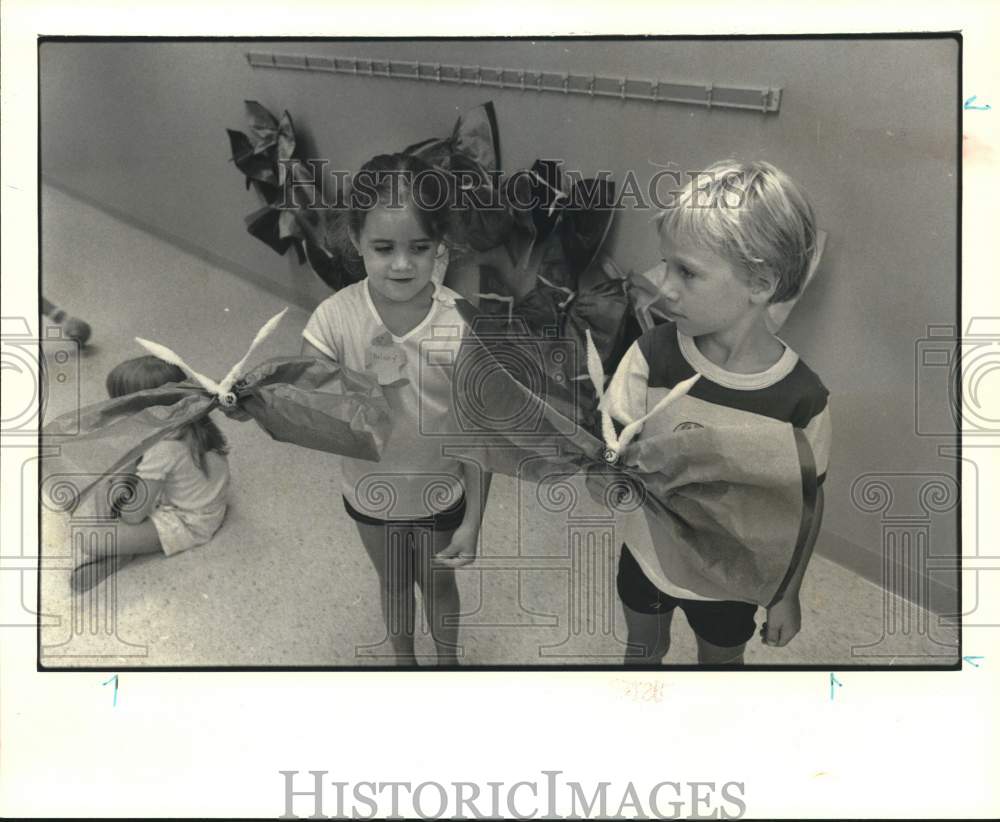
[135,308,288,407]
[219,307,289,394]
[585,329,700,463]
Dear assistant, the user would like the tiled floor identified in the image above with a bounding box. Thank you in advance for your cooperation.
[37,185,959,667]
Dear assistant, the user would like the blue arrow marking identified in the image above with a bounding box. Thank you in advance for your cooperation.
[964,96,992,111]
[829,672,843,700]
[102,674,119,706]
[963,656,985,668]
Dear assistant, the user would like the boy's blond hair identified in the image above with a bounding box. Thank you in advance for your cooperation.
[657,160,817,303]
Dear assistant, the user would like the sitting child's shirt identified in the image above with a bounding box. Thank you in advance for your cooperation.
[136,438,230,556]
[302,279,469,521]
[603,322,831,602]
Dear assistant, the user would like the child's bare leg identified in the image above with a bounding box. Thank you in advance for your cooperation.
[91,477,117,522]
[412,528,461,665]
[74,519,162,565]
[71,520,162,593]
[623,605,674,665]
[695,637,746,665]
[84,474,141,549]
[94,520,163,557]
[355,521,417,665]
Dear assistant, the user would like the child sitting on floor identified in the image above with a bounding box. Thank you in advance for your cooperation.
[71,356,231,593]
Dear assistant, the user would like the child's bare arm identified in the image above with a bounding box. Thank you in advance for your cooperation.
[762,486,825,647]
[435,465,493,568]
[116,476,165,525]
[302,339,334,361]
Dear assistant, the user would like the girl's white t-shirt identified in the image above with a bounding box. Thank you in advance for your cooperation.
[303,280,468,520]
[135,438,229,514]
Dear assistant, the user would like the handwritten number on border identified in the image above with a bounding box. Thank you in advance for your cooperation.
[102,674,119,707]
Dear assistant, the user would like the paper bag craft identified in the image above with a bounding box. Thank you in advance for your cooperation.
[444,301,819,607]
[42,310,395,513]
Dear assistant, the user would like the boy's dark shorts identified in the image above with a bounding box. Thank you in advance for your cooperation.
[342,495,467,532]
[617,544,757,648]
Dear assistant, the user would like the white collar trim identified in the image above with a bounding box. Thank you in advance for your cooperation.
[677,330,798,390]
[363,279,456,343]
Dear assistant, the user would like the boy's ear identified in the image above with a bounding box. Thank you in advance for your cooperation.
[749,270,778,305]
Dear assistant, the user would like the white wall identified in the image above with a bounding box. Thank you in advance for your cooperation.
[40,38,960,612]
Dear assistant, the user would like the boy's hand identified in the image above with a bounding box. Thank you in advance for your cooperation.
[435,526,478,568]
[617,441,641,469]
[585,462,643,512]
[761,594,802,647]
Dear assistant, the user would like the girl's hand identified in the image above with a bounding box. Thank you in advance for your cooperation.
[219,403,253,422]
[435,527,479,568]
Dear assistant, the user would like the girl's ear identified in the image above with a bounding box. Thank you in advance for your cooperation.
[348,227,363,254]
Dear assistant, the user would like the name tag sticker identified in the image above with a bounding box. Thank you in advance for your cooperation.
[366,332,409,386]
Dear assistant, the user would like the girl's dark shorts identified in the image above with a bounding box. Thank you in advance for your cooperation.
[617,543,757,648]
[342,495,467,532]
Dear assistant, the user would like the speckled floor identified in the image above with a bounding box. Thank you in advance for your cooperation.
[37,184,959,667]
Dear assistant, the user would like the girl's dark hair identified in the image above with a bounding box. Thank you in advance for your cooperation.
[106,355,229,475]
[348,152,449,241]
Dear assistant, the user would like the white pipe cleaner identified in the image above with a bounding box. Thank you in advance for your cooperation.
[531,169,570,217]
[584,328,700,463]
[536,273,576,309]
[474,292,515,324]
[135,308,288,407]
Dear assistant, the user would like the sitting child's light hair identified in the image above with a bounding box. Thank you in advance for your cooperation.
[106,355,229,476]
[657,160,817,304]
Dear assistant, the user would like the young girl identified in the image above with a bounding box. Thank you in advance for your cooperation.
[301,153,491,666]
[71,356,231,593]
